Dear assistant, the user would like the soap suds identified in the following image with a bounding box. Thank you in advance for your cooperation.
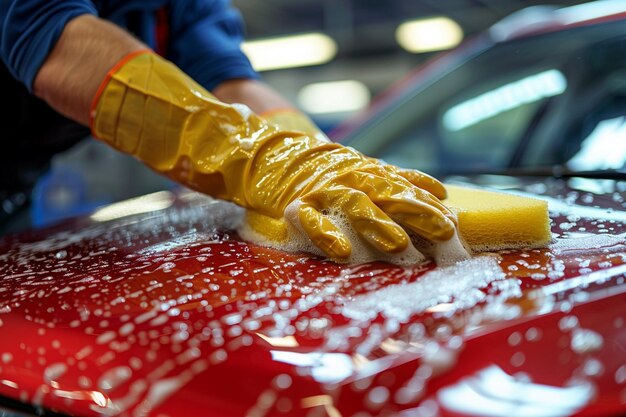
[550,233,626,253]
[341,256,506,322]
[238,201,472,266]
[231,103,253,121]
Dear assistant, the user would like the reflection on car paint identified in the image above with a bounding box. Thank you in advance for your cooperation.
[0,183,624,416]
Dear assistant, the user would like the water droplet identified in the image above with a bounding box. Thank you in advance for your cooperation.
[525,327,542,342]
[96,331,116,345]
[510,352,525,367]
[210,349,227,364]
[119,323,135,336]
[571,328,603,354]
[615,365,626,384]
[447,335,463,350]
[559,315,579,331]
[411,398,439,417]
[367,386,389,407]
[276,397,292,413]
[98,366,132,391]
[273,374,292,390]
[508,332,522,346]
[222,312,243,326]
[395,383,424,405]
[78,376,91,388]
[582,358,604,377]
[44,363,67,383]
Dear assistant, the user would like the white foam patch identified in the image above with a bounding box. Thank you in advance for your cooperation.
[231,103,253,121]
[341,256,505,322]
[412,232,473,267]
[550,233,626,254]
[238,200,472,266]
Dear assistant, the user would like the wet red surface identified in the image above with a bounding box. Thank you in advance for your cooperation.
[0,183,625,417]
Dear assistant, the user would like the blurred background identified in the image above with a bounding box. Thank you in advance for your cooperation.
[235,0,587,127]
[31,0,626,228]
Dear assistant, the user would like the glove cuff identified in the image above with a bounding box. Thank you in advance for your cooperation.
[89,49,153,136]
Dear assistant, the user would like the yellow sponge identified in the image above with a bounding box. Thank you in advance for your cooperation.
[444,185,551,251]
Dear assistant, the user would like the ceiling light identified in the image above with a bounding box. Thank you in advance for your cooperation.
[242,33,337,72]
[298,80,370,114]
[396,17,464,53]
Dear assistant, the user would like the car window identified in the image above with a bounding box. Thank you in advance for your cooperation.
[566,96,626,171]
[523,37,626,169]
[345,20,626,176]
[379,68,564,173]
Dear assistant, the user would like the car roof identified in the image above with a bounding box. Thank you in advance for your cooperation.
[490,0,626,42]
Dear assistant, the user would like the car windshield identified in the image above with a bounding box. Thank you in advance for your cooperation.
[342,20,626,177]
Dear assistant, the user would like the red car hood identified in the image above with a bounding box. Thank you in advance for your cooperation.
[0,179,624,417]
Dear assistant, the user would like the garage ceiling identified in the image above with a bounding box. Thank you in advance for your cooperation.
[233,0,590,56]
[231,0,593,118]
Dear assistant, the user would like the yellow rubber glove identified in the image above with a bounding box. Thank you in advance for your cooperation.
[91,51,456,260]
[260,108,444,203]
[260,108,326,140]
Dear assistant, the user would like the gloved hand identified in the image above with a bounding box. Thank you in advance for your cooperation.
[260,108,451,210]
[91,51,456,260]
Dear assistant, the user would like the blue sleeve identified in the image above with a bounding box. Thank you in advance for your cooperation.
[0,0,98,91]
[167,0,259,91]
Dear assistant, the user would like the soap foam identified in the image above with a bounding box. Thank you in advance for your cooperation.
[411,232,473,267]
[550,233,626,254]
[341,256,506,322]
[238,200,472,266]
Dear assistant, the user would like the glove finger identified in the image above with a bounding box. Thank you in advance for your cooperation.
[364,157,447,200]
[342,190,411,254]
[334,169,457,224]
[305,189,410,254]
[298,203,351,259]
[390,210,456,242]
[362,183,457,241]
[388,166,447,200]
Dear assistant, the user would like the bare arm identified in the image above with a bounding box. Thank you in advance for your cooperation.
[33,14,146,125]
[34,15,298,126]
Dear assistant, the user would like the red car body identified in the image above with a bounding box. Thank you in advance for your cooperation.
[0,178,625,417]
[2,3,626,416]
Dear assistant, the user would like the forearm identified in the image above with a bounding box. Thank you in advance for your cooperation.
[33,14,146,125]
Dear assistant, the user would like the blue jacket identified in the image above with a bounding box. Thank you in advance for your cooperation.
[0,0,258,92]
